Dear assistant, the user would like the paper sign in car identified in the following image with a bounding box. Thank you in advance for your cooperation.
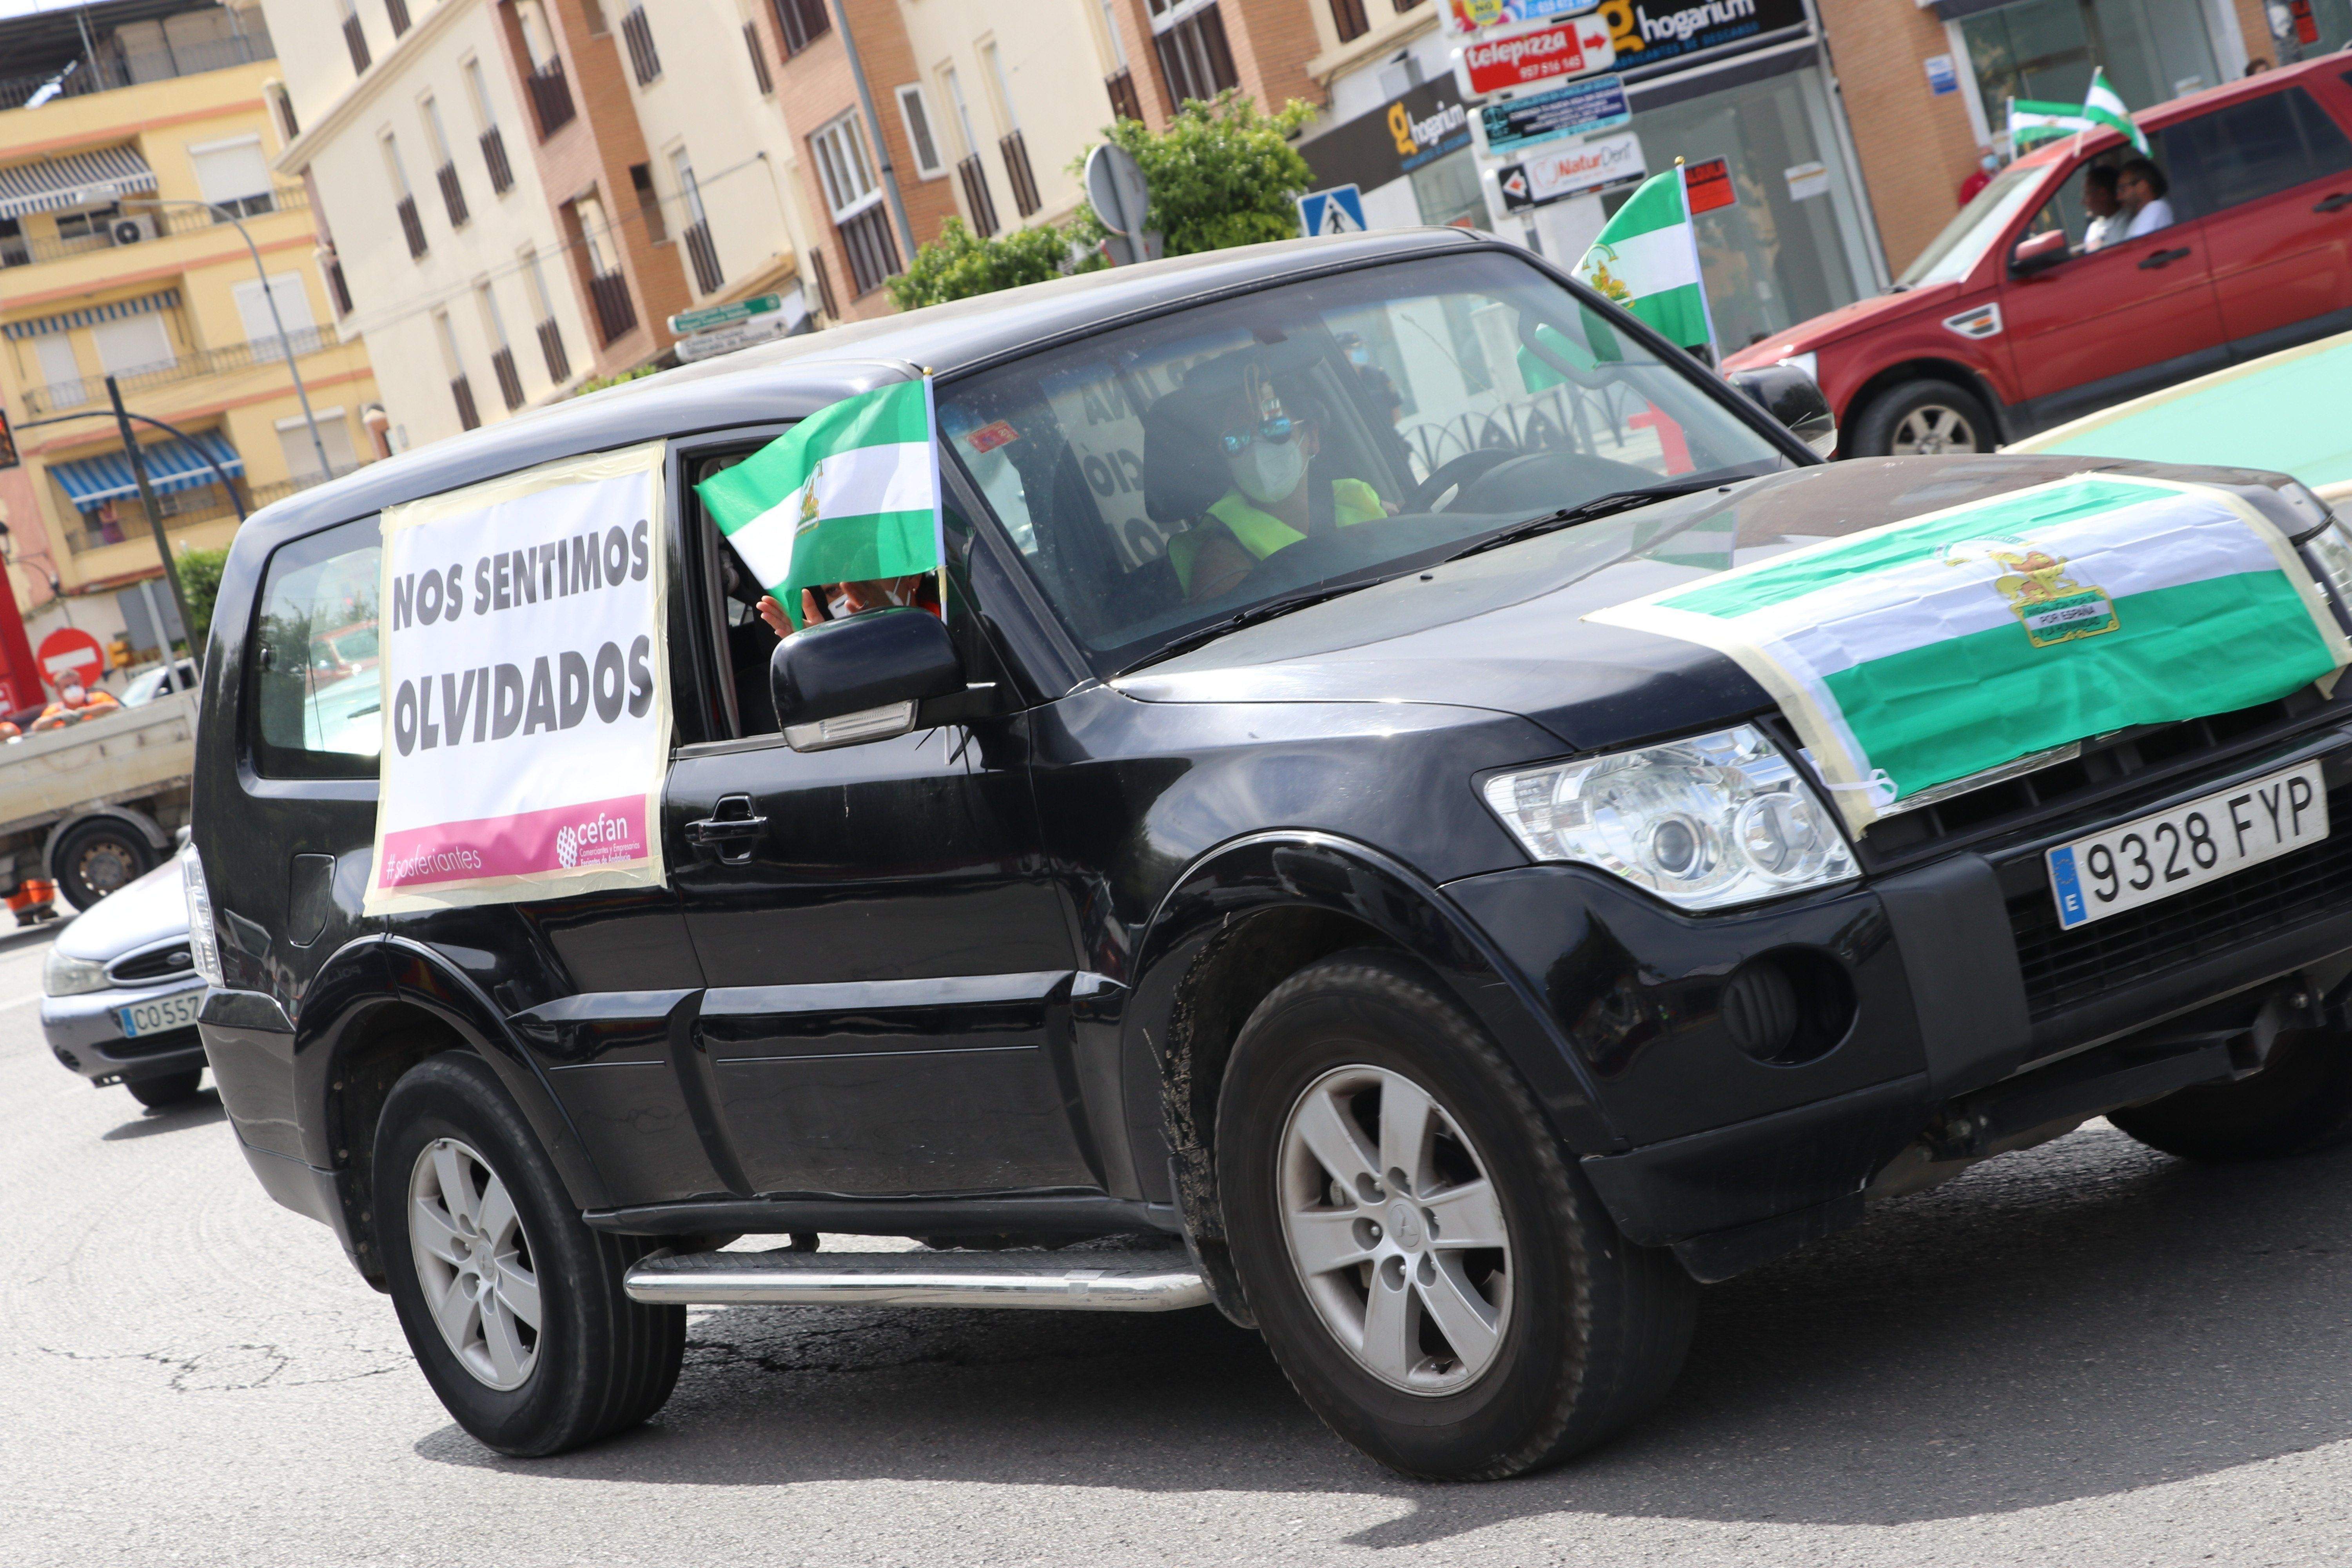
[1497,129,1646,211]
[363,442,671,915]
[1454,16,1615,98]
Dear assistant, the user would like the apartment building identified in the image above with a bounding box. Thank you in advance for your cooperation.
[0,0,379,659]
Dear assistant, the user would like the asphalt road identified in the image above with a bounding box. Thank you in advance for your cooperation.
[7,925,2352,1567]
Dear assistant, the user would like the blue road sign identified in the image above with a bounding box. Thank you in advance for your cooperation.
[1297,184,1369,237]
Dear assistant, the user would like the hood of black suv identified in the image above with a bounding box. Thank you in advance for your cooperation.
[1112,454,2318,757]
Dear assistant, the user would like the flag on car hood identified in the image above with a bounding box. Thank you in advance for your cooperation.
[1574,168,1714,359]
[1588,474,2350,834]
[695,378,942,629]
[2008,67,2149,156]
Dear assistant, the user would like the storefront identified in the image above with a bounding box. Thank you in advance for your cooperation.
[1299,65,1487,230]
[1933,0,2246,121]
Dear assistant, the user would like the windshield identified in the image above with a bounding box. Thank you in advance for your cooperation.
[937,250,1790,673]
[1895,162,2052,289]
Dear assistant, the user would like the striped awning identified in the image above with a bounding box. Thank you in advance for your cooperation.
[2,288,179,342]
[0,144,156,221]
[47,430,243,513]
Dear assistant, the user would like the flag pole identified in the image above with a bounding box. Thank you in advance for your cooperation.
[923,367,946,617]
[1675,158,1722,371]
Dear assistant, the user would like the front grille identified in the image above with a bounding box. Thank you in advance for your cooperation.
[2008,782,2352,1019]
[53,1045,79,1071]
[110,946,193,984]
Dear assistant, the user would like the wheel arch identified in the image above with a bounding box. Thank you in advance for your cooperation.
[1125,832,1620,1316]
[1841,358,2013,448]
[43,805,170,896]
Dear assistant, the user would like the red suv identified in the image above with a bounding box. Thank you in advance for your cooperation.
[1724,57,2352,457]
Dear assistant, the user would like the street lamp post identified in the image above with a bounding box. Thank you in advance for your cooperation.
[123,194,334,480]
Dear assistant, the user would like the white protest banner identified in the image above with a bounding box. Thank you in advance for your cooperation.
[363,441,670,915]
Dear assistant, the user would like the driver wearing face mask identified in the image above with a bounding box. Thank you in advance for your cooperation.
[1168,374,1390,603]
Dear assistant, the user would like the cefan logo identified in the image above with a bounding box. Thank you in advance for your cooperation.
[555,824,579,868]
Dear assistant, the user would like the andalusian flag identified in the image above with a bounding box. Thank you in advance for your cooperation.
[1589,475,2350,833]
[694,378,941,628]
[1575,167,1716,361]
[2009,68,2149,155]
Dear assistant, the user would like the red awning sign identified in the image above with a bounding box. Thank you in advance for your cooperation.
[1454,16,1616,99]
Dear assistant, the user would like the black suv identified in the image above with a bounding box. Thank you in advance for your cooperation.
[188,230,2352,1480]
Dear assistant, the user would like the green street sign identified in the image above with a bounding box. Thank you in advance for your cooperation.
[669,292,784,336]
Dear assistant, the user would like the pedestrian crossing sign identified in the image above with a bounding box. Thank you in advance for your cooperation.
[1297,185,1368,238]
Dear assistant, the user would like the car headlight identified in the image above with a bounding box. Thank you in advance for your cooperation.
[2298,512,2352,620]
[1481,723,1858,911]
[42,947,111,997]
[1778,350,1818,385]
[180,840,225,988]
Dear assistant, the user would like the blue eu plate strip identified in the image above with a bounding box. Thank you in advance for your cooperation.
[2047,844,2088,929]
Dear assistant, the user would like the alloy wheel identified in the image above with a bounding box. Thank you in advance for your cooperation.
[1890,403,1980,455]
[1275,1064,1514,1394]
[408,1136,542,1391]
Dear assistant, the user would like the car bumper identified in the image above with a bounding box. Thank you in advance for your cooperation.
[42,982,210,1085]
[1444,727,2352,1276]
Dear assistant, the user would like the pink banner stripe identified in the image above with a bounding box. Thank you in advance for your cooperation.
[379,794,650,888]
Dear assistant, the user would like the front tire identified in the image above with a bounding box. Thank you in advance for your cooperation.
[1848,378,1994,458]
[51,819,156,910]
[2110,1029,2352,1160]
[1217,951,1696,1480]
[377,1053,683,1456]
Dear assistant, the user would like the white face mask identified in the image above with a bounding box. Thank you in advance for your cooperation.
[1229,437,1306,506]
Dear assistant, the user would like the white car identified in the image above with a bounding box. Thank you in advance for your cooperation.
[41,857,206,1107]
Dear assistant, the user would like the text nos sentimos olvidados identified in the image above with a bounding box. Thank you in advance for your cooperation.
[387,517,655,757]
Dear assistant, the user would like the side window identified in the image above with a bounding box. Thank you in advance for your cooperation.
[249,516,384,779]
[2167,89,2352,216]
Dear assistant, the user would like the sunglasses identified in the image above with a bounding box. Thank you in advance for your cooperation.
[1220,414,1300,456]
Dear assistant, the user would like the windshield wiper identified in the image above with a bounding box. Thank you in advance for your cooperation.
[1438,479,1726,566]
[1118,583,1372,675]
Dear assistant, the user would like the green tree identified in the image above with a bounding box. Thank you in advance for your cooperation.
[888,216,1097,312]
[174,546,228,648]
[1071,92,1318,257]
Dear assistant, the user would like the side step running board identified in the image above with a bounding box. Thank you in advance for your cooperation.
[622,1246,1210,1312]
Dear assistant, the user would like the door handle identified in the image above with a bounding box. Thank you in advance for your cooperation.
[685,796,768,863]
[2137,246,2192,269]
[2316,192,2352,213]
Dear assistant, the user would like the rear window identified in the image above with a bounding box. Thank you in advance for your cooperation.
[2166,87,2352,214]
[248,515,384,780]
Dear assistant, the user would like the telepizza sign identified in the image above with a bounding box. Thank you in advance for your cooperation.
[1454,15,1617,98]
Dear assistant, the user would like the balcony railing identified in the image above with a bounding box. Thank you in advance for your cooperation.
[588,267,636,345]
[452,376,481,431]
[956,156,997,238]
[681,219,723,295]
[395,194,427,258]
[837,204,899,297]
[26,323,349,416]
[342,12,371,74]
[435,162,468,228]
[1105,68,1142,123]
[0,33,276,112]
[0,183,308,270]
[621,6,661,85]
[526,59,575,138]
[1000,130,1041,220]
[385,0,412,36]
[490,346,525,410]
[480,127,514,194]
[536,317,570,382]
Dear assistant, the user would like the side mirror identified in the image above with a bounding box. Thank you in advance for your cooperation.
[769,607,966,751]
[2009,229,2069,276]
[1728,362,1837,459]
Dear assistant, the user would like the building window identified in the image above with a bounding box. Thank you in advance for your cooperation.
[629,161,665,244]
[187,134,275,217]
[271,83,300,141]
[774,0,831,55]
[620,6,661,86]
[477,283,525,410]
[570,192,637,344]
[465,60,515,194]
[422,96,468,228]
[385,0,411,37]
[897,85,945,178]
[942,67,996,235]
[982,44,1042,219]
[1330,0,1370,43]
[810,111,898,295]
[435,310,479,430]
[232,273,317,361]
[516,0,575,136]
[1148,0,1236,106]
[674,149,722,294]
[744,22,774,93]
[1961,0,2218,132]
[519,245,570,381]
[339,0,370,74]
[382,132,426,257]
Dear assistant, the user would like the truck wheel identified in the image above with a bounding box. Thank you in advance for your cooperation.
[1216,951,1696,1480]
[1848,378,1994,457]
[2110,1029,2352,1161]
[376,1053,684,1457]
[52,819,155,909]
[127,1069,203,1107]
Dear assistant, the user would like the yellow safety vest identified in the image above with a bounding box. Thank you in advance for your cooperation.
[1169,479,1386,592]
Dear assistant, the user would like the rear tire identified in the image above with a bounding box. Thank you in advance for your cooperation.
[2110,1029,2352,1161]
[52,819,156,910]
[127,1069,203,1107]
[1217,950,1696,1481]
[376,1053,684,1456]
[1848,378,1995,458]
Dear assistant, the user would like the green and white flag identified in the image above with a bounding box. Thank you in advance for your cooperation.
[2008,67,2149,155]
[1588,475,2350,834]
[694,377,942,629]
[1575,167,1716,360]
